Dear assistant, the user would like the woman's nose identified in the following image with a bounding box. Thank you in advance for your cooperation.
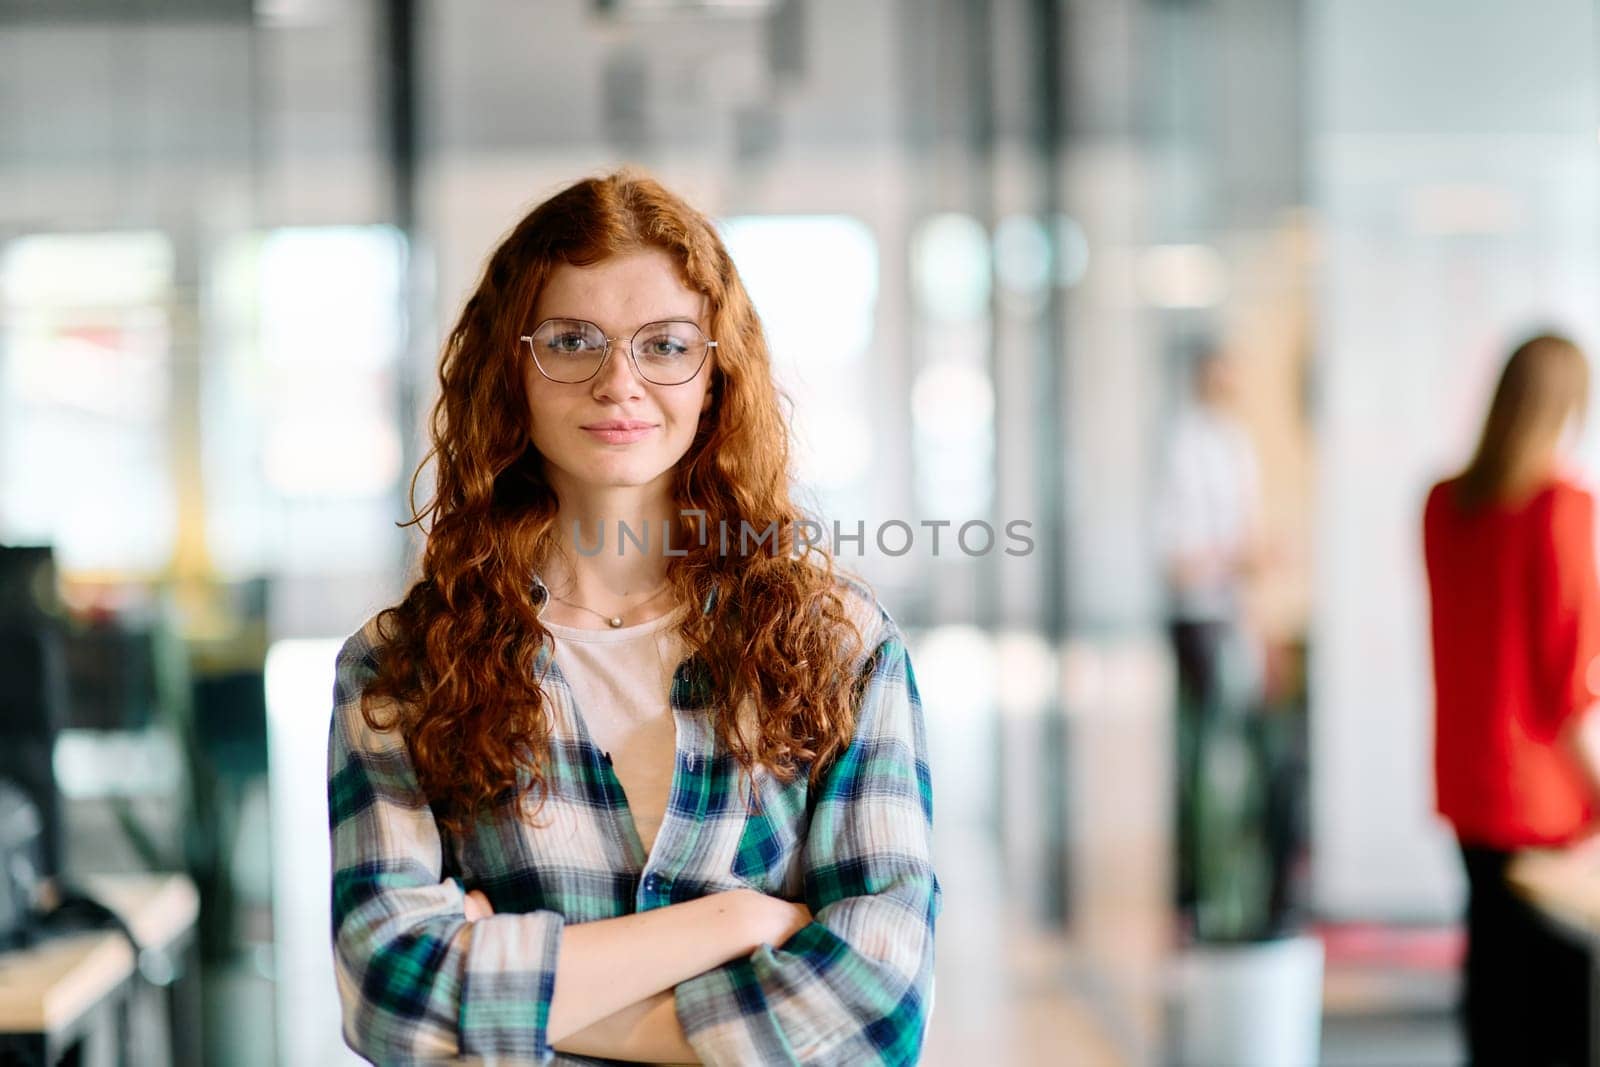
[591,340,645,401]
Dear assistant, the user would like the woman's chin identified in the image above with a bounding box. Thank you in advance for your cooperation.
[566,459,672,492]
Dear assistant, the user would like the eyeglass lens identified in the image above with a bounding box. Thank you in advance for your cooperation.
[526,318,709,385]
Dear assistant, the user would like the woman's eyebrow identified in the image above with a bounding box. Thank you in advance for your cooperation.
[540,313,706,329]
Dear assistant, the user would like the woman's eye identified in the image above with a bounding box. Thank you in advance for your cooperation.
[550,334,587,353]
[642,337,687,358]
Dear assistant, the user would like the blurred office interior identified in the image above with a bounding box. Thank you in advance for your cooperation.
[2,0,1599,1064]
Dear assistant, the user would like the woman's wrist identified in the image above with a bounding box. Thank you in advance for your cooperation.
[712,888,765,955]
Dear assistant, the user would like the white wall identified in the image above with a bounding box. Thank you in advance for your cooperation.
[1309,0,1600,919]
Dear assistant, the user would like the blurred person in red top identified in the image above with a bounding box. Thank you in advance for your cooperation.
[1424,332,1600,1067]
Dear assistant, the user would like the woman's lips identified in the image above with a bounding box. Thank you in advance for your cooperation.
[581,422,656,444]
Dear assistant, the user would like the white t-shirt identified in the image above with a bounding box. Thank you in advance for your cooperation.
[1158,406,1260,622]
[544,610,685,856]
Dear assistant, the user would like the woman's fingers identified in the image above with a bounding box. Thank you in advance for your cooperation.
[777,900,813,945]
[464,888,495,921]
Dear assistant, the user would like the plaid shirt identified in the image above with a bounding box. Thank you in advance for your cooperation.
[328,579,940,1065]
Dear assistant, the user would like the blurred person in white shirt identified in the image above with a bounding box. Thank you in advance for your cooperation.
[1159,341,1266,922]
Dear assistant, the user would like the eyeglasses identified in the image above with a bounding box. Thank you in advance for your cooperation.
[520,318,717,386]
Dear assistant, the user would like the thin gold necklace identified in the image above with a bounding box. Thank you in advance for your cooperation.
[552,579,672,629]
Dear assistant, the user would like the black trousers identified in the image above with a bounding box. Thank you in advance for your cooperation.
[1170,620,1225,916]
[1458,843,1591,1067]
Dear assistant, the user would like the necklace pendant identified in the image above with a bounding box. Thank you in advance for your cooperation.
[607,616,623,628]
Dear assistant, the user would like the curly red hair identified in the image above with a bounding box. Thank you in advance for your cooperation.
[360,171,870,837]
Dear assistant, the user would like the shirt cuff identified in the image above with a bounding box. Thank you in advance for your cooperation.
[458,910,565,1063]
[675,954,798,1066]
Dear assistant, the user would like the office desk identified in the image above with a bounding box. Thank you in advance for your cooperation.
[0,874,200,1067]
[1509,847,1600,1066]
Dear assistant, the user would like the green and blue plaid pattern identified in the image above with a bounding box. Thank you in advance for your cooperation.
[328,584,940,1065]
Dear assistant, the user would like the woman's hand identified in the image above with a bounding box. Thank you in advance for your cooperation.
[733,888,812,949]
[464,888,495,922]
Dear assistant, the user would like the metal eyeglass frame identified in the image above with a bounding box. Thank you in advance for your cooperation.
[519,317,717,386]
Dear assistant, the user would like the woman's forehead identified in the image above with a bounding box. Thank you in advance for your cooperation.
[534,249,707,324]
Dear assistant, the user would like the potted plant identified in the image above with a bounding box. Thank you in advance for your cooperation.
[1171,632,1323,1067]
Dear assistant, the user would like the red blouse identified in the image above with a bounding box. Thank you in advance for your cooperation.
[1423,477,1599,848]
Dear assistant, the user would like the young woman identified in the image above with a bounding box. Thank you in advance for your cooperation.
[1423,333,1600,1067]
[327,172,939,1065]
